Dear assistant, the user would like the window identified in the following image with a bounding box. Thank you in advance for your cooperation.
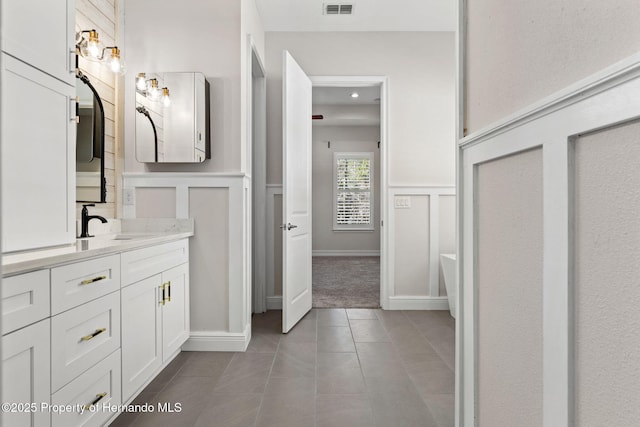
[333,152,374,230]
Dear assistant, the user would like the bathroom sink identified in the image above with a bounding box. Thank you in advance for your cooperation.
[111,233,156,240]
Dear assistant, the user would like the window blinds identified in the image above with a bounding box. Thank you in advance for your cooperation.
[335,156,372,225]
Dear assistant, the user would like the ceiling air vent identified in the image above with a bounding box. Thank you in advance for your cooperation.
[324,3,354,15]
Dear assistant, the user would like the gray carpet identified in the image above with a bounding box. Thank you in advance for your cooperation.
[312,256,380,308]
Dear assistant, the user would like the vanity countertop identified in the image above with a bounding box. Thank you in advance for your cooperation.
[2,219,194,276]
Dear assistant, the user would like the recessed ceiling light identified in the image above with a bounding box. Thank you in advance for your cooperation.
[350,92,359,98]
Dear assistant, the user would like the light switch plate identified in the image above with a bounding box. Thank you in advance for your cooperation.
[123,188,134,206]
[394,196,411,209]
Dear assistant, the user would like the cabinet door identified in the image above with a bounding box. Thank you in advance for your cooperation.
[161,263,190,361]
[1,54,75,252]
[1,0,75,85]
[2,319,51,427]
[121,275,162,401]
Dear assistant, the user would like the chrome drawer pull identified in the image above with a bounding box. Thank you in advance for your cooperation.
[80,328,106,341]
[81,275,107,285]
[83,392,107,410]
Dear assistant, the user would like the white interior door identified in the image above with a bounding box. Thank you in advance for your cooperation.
[282,51,313,333]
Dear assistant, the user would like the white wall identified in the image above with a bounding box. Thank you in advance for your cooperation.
[123,0,242,173]
[265,31,456,308]
[122,0,265,349]
[266,31,456,186]
[465,0,640,133]
[312,125,380,253]
[574,121,640,426]
[477,149,543,427]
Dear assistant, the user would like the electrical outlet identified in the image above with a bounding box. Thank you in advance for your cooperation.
[123,188,134,206]
[394,196,411,209]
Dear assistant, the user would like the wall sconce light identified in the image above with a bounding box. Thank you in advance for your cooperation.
[76,29,126,75]
[136,75,171,107]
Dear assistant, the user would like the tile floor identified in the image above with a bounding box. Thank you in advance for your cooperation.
[111,308,455,427]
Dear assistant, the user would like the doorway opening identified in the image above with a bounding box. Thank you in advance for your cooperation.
[311,84,382,308]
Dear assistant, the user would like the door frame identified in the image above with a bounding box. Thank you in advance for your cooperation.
[248,36,267,314]
[309,75,389,309]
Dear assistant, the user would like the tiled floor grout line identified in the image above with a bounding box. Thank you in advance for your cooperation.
[251,327,281,427]
[377,310,447,427]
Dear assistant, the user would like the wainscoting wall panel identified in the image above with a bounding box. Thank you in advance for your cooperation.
[458,53,640,426]
[123,173,251,352]
[573,122,640,426]
[266,184,455,310]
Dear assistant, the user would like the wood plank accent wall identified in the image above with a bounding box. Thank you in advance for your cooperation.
[75,0,117,219]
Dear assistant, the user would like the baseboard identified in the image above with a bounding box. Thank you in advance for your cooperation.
[312,250,380,257]
[266,296,282,310]
[386,296,450,310]
[183,324,251,352]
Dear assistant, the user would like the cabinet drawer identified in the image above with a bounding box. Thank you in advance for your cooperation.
[2,270,50,335]
[51,292,120,392]
[121,239,188,286]
[51,350,121,427]
[51,254,120,315]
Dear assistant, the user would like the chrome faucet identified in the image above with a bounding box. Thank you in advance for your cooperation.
[80,204,107,238]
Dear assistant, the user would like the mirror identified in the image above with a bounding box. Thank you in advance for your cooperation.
[135,72,210,163]
[76,71,106,203]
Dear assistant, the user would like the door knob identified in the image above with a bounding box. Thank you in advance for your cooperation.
[280,222,298,230]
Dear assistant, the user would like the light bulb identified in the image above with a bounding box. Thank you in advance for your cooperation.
[106,47,125,74]
[148,79,161,101]
[350,92,359,98]
[136,73,147,91]
[162,88,171,107]
[86,30,101,59]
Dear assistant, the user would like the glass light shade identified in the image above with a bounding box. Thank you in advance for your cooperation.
[106,47,126,74]
[162,88,171,107]
[136,73,147,91]
[80,30,103,61]
[147,79,161,101]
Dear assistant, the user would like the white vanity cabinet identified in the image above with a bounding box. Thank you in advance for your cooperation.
[2,320,51,427]
[1,271,52,427]
[1,0,76,253]
[2,235,192,426]
[121,240,190,401]
[1,0,76,85]
[1,54,76,252]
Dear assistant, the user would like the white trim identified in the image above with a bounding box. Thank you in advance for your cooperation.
[249,38,267,314]
[183,324,251,352]
[312,250,380,257]
[386,296,450,311]
[387,186,456,307]
[266,185,283,307]
[266,296,282,310]
[458,52,640,427]
[310,76,389,310]
[333,151,375,231]
[460,51,640,149]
